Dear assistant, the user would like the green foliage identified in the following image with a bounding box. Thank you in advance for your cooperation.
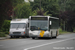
[59,0,75,32]
[58,0,75,11]
[0,0,12,30]
[14,3,32,18]
[59,28,70,34]
[30,0,60,17]
[66,0,75,11]
[73,28,75,32]
[31,7,52,16]
[0,0,75,33]
[11,0,24,7]
[0,32,6,37]
[31,10,37,16]
[1,20,10,34]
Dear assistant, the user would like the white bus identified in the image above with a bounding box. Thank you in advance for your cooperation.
[29,15,59,39]
[9,19,29,38]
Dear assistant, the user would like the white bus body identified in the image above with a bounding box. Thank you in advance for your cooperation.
[29,15,59,39]
[9,19,29,38]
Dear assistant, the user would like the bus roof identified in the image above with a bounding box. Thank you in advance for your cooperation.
[11,19,28,23]
[31,15,49,17]
[29,15,59,19]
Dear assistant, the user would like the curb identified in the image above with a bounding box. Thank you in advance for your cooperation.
[59,32,73,35]
[0,37,6,40]
[0,36,10,40]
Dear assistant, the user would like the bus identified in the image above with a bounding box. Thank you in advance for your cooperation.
[9,19,29,38]
[29,15,59,39]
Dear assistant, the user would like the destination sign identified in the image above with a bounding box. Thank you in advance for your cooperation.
[31,17,47,20]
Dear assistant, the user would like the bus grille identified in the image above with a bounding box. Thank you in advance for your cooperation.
[13,32,21,34]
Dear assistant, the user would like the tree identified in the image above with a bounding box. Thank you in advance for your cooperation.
[0,0,13,30]
[14,3,32,18]
[32,8,52,16]
[30,0,60,17]
[0,0,25,30]
[59,0,75,32]
[11,0,24,7]
[58,0,75,12]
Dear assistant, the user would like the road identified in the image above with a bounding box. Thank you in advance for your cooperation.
[0,33,75,50]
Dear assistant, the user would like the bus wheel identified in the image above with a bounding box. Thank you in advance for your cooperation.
[22,36,25,38]
[10,36,14,38]
[26,36,30,38]
[32,37,35,39]
[54,36,57,38]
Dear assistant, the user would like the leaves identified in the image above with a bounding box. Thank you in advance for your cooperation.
[59,0,75,32]
[0,0,75,32]
[30,0,60,17]
[14,3,32,18]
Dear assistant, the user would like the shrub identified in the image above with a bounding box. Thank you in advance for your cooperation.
[0,32,6,37]
[1,20,10,34]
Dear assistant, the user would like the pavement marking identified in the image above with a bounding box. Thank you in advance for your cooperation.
[24,37,75,50]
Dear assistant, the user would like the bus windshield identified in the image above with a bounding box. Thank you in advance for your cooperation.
[30,20,48,31]
[10,23,26,29]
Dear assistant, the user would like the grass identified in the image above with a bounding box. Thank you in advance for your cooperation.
[59,28,70,35]
[73,29,75,32]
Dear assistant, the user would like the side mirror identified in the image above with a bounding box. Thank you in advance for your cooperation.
[50,21,52,25]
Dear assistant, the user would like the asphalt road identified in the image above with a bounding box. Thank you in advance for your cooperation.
[0,33,75,50]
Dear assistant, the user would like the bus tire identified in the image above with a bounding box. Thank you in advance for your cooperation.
[22,36,25,38]
[10,36,14,38]
[32,37,35,39]
[26,36,30,38]
[54,36,57,38]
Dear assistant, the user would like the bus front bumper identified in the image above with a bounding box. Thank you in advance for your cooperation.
[9,34,25,37]
[29,34,49,37]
